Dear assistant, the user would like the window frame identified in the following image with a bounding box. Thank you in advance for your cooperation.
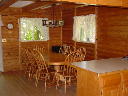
[73,14,96,44]
[19,17,49,42]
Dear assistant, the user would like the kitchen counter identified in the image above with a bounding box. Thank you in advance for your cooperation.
[72,58,128,73]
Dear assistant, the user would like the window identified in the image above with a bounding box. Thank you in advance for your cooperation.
[73,14,96,43]
[20,18,49,41]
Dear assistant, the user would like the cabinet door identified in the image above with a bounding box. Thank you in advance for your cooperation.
[99,71,122,96]
[102,86,122,96]
[121,70,128,96]
[77,69,100,96]
[97,0,122,6]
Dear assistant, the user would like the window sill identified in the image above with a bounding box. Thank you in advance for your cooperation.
[74,41,95,44]
[20,40,49,42]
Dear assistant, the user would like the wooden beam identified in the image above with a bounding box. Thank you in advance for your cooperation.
[0,0,17,12]
[22,1,56,11]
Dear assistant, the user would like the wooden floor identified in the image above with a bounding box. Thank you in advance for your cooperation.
[0,71,76,96]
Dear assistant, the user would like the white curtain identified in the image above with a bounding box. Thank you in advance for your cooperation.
[20,18,49,41]
[73,14,96,43]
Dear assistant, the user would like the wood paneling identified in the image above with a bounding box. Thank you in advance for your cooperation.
[97,0,122,6]
[0,4,64,71]
[97,7,128,59]
[122,0,128,7]
[76,6,95,16]
[62,9,74,42]
[99,71,122,96]
[3,4,128,71]
[121,70,128,96]
[75,65,122,96]
[1,15,19,72]
[77,68,100,96]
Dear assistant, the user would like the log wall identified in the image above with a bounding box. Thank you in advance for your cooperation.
[2,5,128,71]
[1,15,20,71]
[97,7,128,59]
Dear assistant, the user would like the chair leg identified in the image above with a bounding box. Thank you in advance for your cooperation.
[56,78,59,90]
[44,78,47,92]
[64,80,67,93]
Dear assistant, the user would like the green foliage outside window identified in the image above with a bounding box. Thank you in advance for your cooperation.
[20,18,49,41]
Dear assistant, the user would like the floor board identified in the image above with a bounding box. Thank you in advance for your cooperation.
[0,71,76,96]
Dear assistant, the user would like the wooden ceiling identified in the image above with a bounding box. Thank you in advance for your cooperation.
[0,0,17,12]
[0,0,128,14]
[0,0,80,13]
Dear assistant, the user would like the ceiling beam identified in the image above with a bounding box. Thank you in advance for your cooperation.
[0,0,17,12]
[22,1,57,11]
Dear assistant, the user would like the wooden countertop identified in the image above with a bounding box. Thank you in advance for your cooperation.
[72,58,128,74]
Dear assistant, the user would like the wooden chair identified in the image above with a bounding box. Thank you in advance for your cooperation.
[24,48,37,79]
[31,49,55,90]
[20,48,28,69]
[76,47,86,61]
[59,44,75,56]
[55,51,81,93]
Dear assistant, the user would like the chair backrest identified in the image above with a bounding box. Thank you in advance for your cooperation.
[76,47,86,61]
[63,51,81,76]
[33,45,47,55]
[31,49,48,73]
[65,51,81,63]
[59,44,75,56]
[22,48,35,67]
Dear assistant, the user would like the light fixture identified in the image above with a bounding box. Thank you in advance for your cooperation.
[42,3,64,27]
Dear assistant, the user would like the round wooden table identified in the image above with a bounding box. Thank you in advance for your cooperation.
[44,52,66,72]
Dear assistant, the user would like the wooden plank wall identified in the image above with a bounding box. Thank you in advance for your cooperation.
[62,9,74,42]
[48,5,62,50]
[62,6,96,60]
[20,6,62,52]
[1,15,20,72]
[2,5,128,71]
[97,7,128,59]
[0,6,62,71]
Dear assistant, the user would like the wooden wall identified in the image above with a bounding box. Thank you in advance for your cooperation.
[1,15,20,71]
[97,7,128,59]
[48,5,62,50]
[62,6,96,60]
[2,4,128,71]
[0,6,63,71]
[62,5,128,60]
[20,5,62,52]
